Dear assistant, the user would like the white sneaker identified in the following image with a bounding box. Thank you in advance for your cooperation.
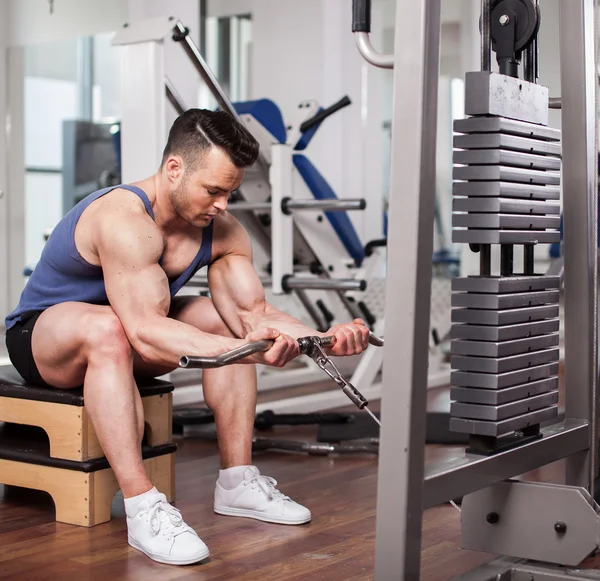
[127,492,209,565]
[214,466,311,525]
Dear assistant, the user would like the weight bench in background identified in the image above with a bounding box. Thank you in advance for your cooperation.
[0,367,176,527]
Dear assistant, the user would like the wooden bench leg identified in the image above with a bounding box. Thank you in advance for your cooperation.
[143,393,173,447]
[0,453,175,527]
[52,454,175,526]
[145,453,176,503]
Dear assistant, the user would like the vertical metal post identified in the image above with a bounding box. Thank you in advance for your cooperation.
[374,0,441,578]
[76,36,93,120]
[270,144,294,295]
[481,0,492,71]
[559,0,598,491]
[6,47,25,317]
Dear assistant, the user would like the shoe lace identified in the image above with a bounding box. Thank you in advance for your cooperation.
[143,497,192,538]
[246,473,290,502]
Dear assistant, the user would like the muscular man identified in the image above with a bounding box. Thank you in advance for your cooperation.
[4,109,369,566]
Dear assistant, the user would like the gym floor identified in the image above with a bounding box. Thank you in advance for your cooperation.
[2,373,600,580]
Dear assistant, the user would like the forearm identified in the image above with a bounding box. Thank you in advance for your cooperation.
[242,303,324,340]
[129,316,245,368]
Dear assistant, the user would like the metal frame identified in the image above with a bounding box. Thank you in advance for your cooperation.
[363,0,598,579]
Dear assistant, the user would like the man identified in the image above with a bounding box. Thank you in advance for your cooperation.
[4,109,370,566]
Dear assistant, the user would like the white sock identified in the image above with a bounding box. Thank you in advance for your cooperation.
[218,465,256,490]
[124,486,160,518]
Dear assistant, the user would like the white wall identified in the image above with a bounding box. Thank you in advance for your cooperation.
[7,0,128,47]
[0,2,10,319]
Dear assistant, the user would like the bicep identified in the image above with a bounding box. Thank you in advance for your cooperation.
[207,221,266,337]
[96,211,170,338]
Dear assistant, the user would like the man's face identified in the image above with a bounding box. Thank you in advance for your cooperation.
[169,147,244,227]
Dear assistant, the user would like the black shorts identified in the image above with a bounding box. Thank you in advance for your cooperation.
[5,310,50,387]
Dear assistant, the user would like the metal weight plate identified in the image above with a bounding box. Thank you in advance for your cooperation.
[453,117,561,141]
[451,333,559,357]
[453,230,560,244]
[450,391,558,422]
[451,348,559,374]
[453,149,561,171]
[452,276,561,294]
[452,197,560,215]
[451,361,559,389]
[453,181,560,200]
[449,405,558,437]
[451,319,560,341]
[451,290,559,310]
[450,377,558,405]
[453,165,561,186]
[453,132,562,156]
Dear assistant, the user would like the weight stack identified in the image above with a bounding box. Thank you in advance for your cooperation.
[449,71,562,455]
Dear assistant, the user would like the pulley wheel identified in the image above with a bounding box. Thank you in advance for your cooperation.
[490,0,540,53]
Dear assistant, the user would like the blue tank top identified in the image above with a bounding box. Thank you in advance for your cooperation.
[5,184,213,330]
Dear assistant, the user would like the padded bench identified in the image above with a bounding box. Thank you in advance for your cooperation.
[0,367,176,527]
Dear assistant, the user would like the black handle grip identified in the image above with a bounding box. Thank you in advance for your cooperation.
[364,238,387,257]
[352,0,371,33]
[299,95,352,133]
[316,300,335,326]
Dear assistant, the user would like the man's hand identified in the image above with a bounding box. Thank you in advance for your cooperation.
[244,328,300,367]
[323,318,370,357]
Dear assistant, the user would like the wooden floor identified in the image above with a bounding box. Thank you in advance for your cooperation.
[0,389,598,580]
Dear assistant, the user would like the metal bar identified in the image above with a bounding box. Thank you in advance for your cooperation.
[283,277,366,292]
[524,41,535,83]
[559,0,598,492]
[25,166,62,174]
[172,21,238,119]
[481,0,492,71]
[480,244,491,275]
[228,199,366,213]
[164,76,186,115]
[449,557,525,581]
[292,288,327,332]
[549,97,562,109]
[354,32,394,69]
[423,419,590,510]
[77,36,93,120]
[513,562,600,580]
[270,144,294,295]
[374,0,441,579]
[286,199,366,212]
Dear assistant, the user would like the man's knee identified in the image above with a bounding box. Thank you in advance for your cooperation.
[85,309,132,362]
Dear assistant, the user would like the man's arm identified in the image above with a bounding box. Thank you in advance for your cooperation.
[208,214,370,356]
[94,193,286,368]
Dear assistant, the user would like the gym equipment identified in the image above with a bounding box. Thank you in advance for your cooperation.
[353,0,599,579]
[0,368,176,526]
[173,333,385,454]
[180,333,382,425]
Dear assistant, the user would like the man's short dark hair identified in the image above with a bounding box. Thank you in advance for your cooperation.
[161,109,259,170]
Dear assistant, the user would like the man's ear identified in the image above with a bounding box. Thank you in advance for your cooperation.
[164,155,184,182]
